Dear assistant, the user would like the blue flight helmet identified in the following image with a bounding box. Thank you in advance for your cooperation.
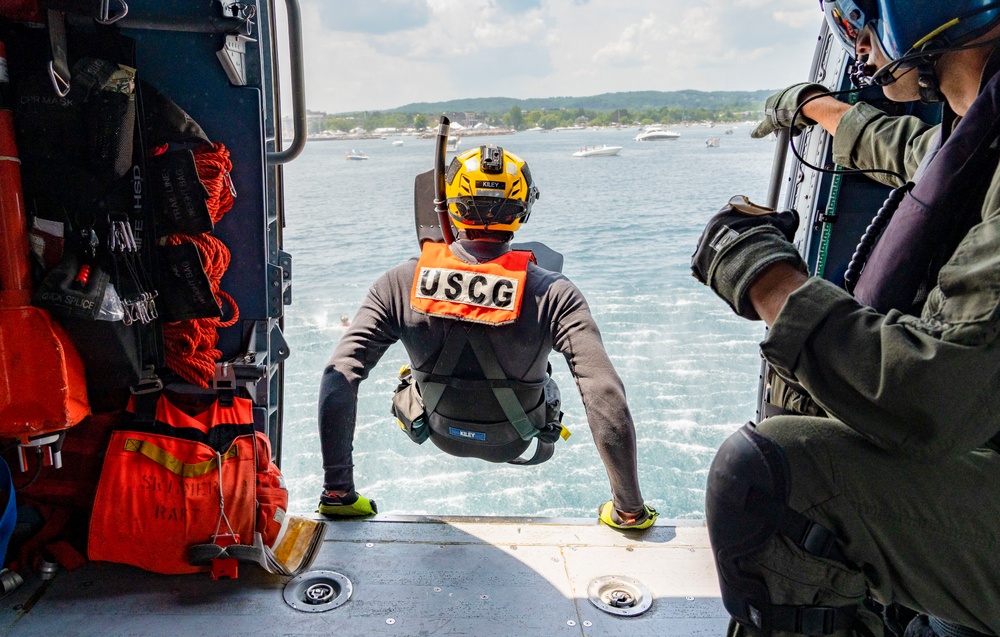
[874,0,1000,62]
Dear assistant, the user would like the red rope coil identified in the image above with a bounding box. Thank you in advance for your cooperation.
[162,142,240,387]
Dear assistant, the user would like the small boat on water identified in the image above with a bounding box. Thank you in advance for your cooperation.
[572,145,623,157]
[392,140,404,147]
[705,138,720,148]
[634,126,681,142]
[447,137,461,152]
[346,149,369,160]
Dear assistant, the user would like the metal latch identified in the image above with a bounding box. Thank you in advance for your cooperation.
[217,35,256,86]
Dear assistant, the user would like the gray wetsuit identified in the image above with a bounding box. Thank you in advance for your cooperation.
[318,239,646,514]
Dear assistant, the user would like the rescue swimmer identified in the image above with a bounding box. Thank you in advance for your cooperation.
[316,144,657,529]
[693,1,1000,636]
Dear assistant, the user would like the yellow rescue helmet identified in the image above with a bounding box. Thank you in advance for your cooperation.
[444,145,539,232]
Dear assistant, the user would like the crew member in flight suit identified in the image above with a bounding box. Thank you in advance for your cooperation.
[752,1,942,419]
[692,1,1000,636]
[316,144,657,530]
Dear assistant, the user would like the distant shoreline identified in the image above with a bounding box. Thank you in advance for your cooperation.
[290,120,756,143]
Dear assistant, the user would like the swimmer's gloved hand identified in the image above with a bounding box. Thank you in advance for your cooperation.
[751,82,827,139]
[691,195,806,320]
[598,502,659,530]
[317,489,378,518]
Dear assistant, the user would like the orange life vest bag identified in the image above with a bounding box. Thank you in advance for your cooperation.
[88,392,287,575]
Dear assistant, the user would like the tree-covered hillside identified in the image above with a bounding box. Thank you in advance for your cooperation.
[304,89,774,135]
[389,90,774,114]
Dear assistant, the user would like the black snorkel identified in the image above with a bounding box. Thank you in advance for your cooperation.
[434,116,455,245]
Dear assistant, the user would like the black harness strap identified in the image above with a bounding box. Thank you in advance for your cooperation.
[414,324,555,466]
[778,508,849,565]
[416,324,468,416]
[769,605,863,636]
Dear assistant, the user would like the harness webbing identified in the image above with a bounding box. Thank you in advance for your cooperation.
[414,324,555,466]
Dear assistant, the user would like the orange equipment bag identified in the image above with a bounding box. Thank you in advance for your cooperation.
[88,392,287,575]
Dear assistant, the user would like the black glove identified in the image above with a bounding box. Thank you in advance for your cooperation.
[691,196,806,320]
[751,82,828,139]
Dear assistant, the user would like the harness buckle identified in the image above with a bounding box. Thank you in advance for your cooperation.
[796,607,838,635]
[801,522,836,558]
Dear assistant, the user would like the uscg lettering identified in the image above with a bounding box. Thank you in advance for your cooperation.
[416,267,518,310]
[410,242,533,325]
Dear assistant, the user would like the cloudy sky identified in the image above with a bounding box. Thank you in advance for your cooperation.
[277,0,824,114]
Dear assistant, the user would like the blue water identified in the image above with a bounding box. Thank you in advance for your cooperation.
[279,127,779,519]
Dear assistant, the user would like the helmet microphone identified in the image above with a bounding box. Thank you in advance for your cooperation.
[849,54,878,87]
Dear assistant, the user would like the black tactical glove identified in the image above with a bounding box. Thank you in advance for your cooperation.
[691,196,806,320]
[751,82,828,139]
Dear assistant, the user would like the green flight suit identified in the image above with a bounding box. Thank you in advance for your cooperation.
[764,105,940,418]
[740,102,1000,637]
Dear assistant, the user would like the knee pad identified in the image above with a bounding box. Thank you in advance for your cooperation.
[707,422,792,631]
[707,423,854,634]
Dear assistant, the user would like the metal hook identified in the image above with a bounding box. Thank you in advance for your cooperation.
[96,0,129,25]
[223,171,238,199]
[47,61,70,98]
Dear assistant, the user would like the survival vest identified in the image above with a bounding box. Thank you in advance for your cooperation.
[854,61,1000,313]
[403,242,567,465]
[88,392,287,575]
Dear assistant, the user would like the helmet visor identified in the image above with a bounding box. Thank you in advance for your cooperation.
[822,0,874,53]
[449,196,529,227]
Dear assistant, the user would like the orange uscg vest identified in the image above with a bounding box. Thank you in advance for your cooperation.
[410,242,534,325]
[88,393,287,575]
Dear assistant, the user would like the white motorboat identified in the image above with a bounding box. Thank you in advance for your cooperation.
[447,137,461,152]
[572,145,623,157]
[346,149,369,160]
[634,127,681,142]
[392,140,404,147]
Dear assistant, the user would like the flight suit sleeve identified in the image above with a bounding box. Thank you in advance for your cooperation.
[832,102,939,187]
[547,277,646,514]
[318,270,404,492]
[760,263,1000,458]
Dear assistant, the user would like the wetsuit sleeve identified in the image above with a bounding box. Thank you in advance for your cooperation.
[760,272,1000,458]
[832,102,938,187]
[318,271,404,493]
[547,277,646,514]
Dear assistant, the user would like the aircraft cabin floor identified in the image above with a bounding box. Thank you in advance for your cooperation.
[0,516,727,637]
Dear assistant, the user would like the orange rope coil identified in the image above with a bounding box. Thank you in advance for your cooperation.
[162,142,240,387]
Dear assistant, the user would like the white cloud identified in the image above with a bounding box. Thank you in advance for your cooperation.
[773,8,821,29]
[592,14,662,67]
[279,0,823,113]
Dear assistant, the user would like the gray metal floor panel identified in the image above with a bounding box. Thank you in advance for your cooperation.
[0,517,727,637]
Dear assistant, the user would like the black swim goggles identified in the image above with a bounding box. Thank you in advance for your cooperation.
[447,195,531,227]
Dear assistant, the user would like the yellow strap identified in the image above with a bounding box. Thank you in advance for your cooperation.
[123,438,239,477]
[913,18,960,50]
[560,425,572,441]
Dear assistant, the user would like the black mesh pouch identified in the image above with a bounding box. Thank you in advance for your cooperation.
[73,56,136,183]
[155,242,222,322]
[390,368,430,444]
[148,150,213,237]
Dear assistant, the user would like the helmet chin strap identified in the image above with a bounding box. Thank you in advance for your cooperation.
[917,57,946,103]
[866,47,943,103]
